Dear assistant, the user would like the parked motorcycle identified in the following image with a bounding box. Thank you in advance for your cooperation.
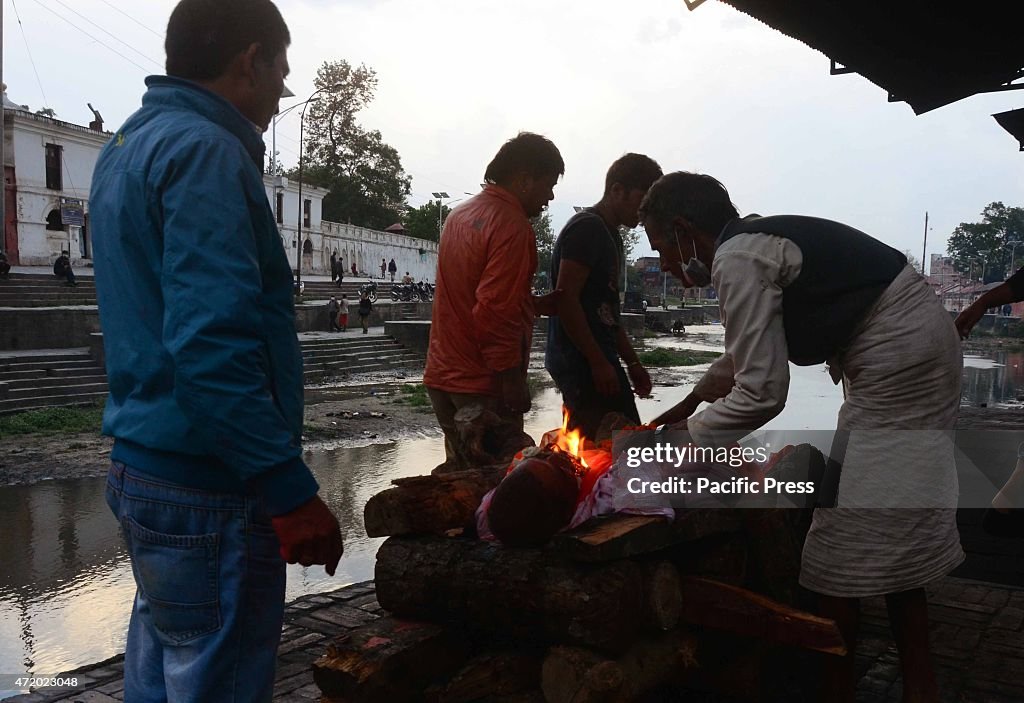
[391,283,421,302]
[359,281,378,303]
[415,281,434,302]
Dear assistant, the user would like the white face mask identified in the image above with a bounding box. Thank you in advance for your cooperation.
[675,232,711,287]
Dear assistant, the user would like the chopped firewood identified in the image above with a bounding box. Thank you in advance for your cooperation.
[375,536,681,653]
[552,509,743,562]
[423,651,542,703]
[677,576,847,655]
[364,466,505,537]
[541,629,699,703]
[312,616,470,702]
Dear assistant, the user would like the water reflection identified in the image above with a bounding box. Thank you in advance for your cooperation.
[962,349,1024,407]
[0,340,1011,690]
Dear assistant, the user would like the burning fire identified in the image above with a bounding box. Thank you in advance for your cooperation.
[550,408,589,469]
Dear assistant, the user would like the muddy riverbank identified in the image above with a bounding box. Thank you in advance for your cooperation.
[0,391,440,487]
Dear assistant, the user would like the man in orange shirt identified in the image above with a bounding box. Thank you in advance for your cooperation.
[424,132,563,468]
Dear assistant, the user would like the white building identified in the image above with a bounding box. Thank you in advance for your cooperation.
[265,174,438,282]
[0,87,438,279]
[2,88,108,265]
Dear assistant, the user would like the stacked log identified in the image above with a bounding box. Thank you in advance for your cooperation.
[364,466,506,537]
[313,442,843,701]
[375,536,682,652]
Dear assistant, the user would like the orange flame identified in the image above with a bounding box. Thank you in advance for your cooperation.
[547,408,589,469]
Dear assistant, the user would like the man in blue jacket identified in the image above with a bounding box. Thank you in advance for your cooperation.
[89,1,343,700]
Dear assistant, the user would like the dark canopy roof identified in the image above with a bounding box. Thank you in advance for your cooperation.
[709,0,1024,115]
[994,108,1024,151]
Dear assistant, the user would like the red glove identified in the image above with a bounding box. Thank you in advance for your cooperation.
[271,495,344,576]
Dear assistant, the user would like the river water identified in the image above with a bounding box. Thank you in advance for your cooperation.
[0,328,1019,694]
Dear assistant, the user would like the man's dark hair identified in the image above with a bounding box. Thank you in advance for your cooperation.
[166,0,290,81]
[639,171,739,238]
[604,153,663,197]
[484,132,565,186]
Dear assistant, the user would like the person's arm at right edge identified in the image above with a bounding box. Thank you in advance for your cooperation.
[956,267,1024,338]
[651,353,735,425]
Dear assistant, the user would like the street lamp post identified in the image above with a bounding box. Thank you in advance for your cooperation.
[1006,240,1021,278]
[430,192,472,240]
[431,192,449,239]
[294,83,344,292]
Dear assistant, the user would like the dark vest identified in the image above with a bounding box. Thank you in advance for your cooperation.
[717,215,907,365]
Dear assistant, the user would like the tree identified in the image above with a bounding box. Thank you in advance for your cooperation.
[295,60,412,230]
[902,250,922,275]
[404,200,452,242]
[946,202,1024,283]
[619,226,641,260]
[266,150,285,177]
[532,212,555,290]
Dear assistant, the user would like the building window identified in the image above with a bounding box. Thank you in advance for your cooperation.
[303,238,313,255]
[46,209,64,231]
[45,144,63,191]
[303,199,311,228]
[276,192,283,224]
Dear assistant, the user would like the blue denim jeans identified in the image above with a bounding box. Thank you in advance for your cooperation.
[106,462,286,703]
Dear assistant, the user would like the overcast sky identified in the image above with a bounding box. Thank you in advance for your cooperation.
[4,0,1022,266]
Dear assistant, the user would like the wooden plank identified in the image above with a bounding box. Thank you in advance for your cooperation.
[552,509,743,562]
[678,576,847,656]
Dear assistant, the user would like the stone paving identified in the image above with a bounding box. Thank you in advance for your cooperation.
[5,573,1022,703]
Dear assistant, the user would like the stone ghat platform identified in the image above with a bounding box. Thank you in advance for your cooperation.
[6,575,1023,702]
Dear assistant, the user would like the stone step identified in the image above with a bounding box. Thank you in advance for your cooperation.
[0,349,92,362]
[0,289,97,298]
[7,381,109,400]
[0,370,107,385]
[0,391,107,415]
[303,350,424,368]
[1,373,107,391]
[0,359,97,374]
[0,275,96,286]
[304,351,423,368]
[301,342,408,358]
[0,294,97,302]
[303,357,423,381]
[0,299,98,308]
[300,336,402,348]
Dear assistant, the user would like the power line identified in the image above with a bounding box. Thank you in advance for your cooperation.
[46,0,162,69]
[29,0,151,74]
[10,0,50,108]
[94,0,162,38]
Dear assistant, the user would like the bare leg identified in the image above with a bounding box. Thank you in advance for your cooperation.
[983,448,1024,537]
[992,453,1024,511]
[817,594,859,703]
[885,588,938,703]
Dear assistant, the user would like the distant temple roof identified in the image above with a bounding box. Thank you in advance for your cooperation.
[384,223,407,233]
[698,1,1024,115]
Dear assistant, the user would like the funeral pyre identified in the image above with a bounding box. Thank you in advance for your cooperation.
[313,405,845,703]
